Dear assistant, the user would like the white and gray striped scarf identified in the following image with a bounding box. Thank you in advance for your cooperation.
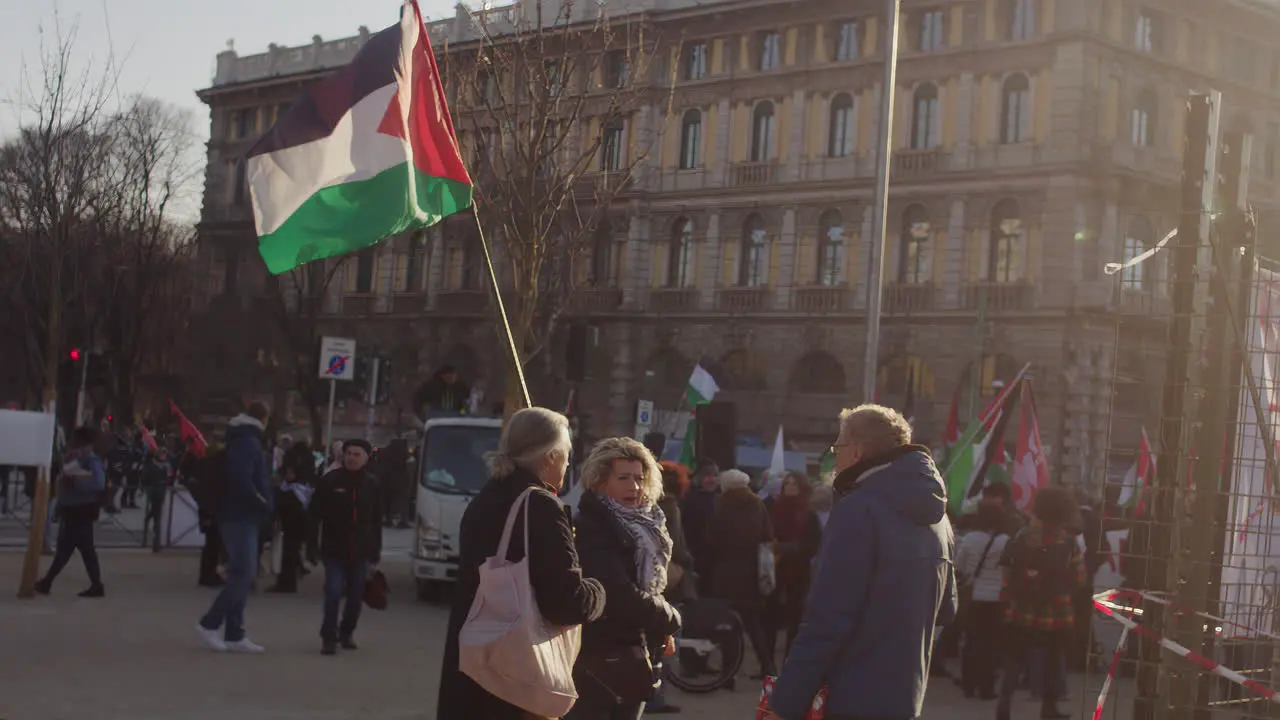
[596,494,673,595]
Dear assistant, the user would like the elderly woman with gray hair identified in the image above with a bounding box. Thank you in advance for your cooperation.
[436,408,606,720]
[705,468,777,678]
[567,437,682,720]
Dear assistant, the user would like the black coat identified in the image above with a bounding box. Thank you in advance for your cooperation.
[437,470,605,720]
[704,487,774,615]
[575,492,682,660]
[681,487,718,576]
[658,494,696,601]
[309,469,383,565]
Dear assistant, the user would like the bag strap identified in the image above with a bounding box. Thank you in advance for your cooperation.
[496,486,536,561]
[972,532,1000,580]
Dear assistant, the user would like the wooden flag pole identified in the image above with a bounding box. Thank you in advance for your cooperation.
[471,210,531,410]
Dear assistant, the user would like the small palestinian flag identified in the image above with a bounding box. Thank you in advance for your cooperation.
[248,1,472,274]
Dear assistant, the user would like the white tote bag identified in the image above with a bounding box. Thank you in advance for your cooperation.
[459,487,582,717]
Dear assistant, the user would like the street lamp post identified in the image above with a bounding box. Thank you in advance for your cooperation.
[862,0,903,401]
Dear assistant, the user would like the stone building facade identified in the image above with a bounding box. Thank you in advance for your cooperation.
[191,0,1280,483]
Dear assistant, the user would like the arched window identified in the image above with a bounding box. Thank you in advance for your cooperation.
[1132,89,1157,147]
[740,214,768,287]
[876,355,934,404]
[590,220,615,286]
[989,199,1024,283]
[1123,217,1154,290]
[828,93,855,158]
[751,101,776,162]
[669,217,694,287]
[911,84,940,149]
[1000,73,1031,144]
[722,348,766,390]
[679,109,702,170]
[789,351,847,394]
[817,210,845,286]
[899,204,932,284]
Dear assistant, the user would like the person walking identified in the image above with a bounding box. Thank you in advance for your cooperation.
[567,438,681,720]
[309,439,383,655]
[764,472,822,665]
[704,468,777,679]
[266,461,312,594]
[956,498,1011,700]
[996,486,1087,720]
[649,461,697,715]
[763,404,957,720]
[436,407,605,720]
[196,403,273,654]
[35,427,107,598]
[680,460,719,595]
[141,445,173,551]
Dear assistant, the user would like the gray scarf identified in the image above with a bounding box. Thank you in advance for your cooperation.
[596,494,673,595]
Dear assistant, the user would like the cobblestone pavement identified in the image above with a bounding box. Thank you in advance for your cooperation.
[0,550,1132,720]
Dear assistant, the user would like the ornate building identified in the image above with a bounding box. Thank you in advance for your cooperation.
[191,0,1280,483]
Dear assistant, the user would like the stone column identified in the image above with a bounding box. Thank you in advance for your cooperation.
[426,226,445,309]
[624,211,648,309]
[608,323,634,436]
[854,206,875,309]
[787,89,806,181]
[943,199,966,309]
[776,207,798,309]
[703,212,722,308]
[712,98,731,188]
[954,73,975,171]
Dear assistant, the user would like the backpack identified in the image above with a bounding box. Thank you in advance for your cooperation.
[1003,529,1075,607]
[184,447,228,516]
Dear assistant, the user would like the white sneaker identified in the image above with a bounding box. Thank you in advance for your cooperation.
[196,624,227,652]
[225,638,265,654]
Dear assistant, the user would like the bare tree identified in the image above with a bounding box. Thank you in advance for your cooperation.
[445,0,669,413]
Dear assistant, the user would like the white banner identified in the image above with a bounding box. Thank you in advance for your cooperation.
[1221,265,1280,637]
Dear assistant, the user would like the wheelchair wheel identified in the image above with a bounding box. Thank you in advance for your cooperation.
[665,600,746,694]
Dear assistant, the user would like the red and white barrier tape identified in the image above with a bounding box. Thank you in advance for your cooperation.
[1091,588,1280,718]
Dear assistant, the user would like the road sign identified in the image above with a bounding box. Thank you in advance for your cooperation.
[318,337,357,381]
[636,400,654,427]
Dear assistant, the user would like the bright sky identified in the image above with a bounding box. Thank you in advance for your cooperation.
[0,0,456,141]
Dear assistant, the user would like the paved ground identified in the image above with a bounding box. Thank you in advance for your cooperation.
[0,549,1134,720]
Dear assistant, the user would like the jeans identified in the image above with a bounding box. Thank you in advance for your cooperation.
[321,558,368,643]
[960,601,1004,697]
[998,627,1067,718]
[43,511,102,587]
[200,522,259,642]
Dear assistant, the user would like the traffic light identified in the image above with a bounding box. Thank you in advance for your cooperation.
[69,348,81,362]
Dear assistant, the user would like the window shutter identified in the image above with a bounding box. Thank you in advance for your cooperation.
[651,242,670,287]
[797,233,818,285]
[722,238,740,286]
[844,230,860,286]
[967,229,984,281]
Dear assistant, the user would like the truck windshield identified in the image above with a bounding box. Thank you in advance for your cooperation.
[420,425,501,495]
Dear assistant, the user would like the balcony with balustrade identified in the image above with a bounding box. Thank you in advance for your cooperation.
[341,294,377,315]
[717,286,771,312]
[960,282,1034,313]
[792,286,850,313]
[648,287,701,313]
[882,283,936,313]
[892,148,943,179]
[567,287,625,313]
[435,289,489,314]
[729,162,777,188]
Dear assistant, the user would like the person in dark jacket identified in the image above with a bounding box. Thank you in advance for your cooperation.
[140,445,173,551]
[764,471,822,665]
[680,460,719,595]
[413,365,471,417]
[379,438,412,528]
[650,461,696,715]
[705,468,776,678]
[436,407,605,720]
[567,438,681,720]
[197,403,273,654]
[309,438,383,654]
[765,404,957,720]
[36,426,106,597]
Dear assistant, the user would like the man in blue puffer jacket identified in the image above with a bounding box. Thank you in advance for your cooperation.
[764,404,957,720]
[197,402,273,654]
[36,426,107,597]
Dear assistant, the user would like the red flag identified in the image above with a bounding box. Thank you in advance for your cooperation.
[138,425,159,453]
[168,399,208,458]
[1010,383,1050,511]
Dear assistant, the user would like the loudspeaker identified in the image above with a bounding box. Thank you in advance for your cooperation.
[696,401,736,470]
[642,432,667,459]
[565,323,588,382]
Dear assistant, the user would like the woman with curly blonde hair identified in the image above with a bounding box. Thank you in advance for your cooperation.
[568,437,682,719]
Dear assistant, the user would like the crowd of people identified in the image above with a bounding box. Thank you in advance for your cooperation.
[23,393,1097,719]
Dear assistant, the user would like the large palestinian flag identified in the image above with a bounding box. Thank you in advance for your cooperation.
[248,1,472,274]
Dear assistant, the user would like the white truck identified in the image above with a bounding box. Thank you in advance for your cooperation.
[411,415,502,600]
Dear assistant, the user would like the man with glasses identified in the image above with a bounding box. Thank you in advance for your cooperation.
[763,404,956,720]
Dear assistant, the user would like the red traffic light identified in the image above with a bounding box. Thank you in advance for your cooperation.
[69,349,81,361]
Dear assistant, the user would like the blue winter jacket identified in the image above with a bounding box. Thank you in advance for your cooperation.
[769,448,957,720]
[58,452,106,507]
[219,414,273,525]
